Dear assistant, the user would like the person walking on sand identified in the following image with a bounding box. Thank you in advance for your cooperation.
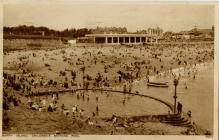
[111,114,117,135]
[27,96,33,108]
[186,110,197,135]
[72,105,77,114]
[187,110,192,122]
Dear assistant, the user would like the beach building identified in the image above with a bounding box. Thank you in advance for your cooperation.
[147,27,163,36]
[84,33,158,44]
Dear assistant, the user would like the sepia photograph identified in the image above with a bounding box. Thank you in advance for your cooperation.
[2,3,216,137]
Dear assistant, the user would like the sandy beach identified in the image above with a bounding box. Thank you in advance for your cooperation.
[3,39,214,135]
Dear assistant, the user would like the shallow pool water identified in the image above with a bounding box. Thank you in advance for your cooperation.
[57,90,170,118]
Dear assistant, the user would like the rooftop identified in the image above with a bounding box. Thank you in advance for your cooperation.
[85,33,157,37]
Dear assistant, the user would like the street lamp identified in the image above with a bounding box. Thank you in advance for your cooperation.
[173,78,179,114]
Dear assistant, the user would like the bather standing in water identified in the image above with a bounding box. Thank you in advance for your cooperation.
[184,82,188,89]
[122,98,126,105]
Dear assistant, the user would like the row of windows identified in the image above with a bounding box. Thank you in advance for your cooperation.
[95,37,150,43]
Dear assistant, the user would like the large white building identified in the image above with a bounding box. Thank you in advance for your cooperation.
[85,33,158,44]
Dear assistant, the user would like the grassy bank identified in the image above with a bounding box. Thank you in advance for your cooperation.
[3,104,187,135]
[3,39,68,52]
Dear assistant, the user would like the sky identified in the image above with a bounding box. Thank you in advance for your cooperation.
[3,4,214,32]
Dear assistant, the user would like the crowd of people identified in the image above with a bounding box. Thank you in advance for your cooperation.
[3,42,214,133]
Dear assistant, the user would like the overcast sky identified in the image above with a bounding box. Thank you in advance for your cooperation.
[3,4,214,32]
